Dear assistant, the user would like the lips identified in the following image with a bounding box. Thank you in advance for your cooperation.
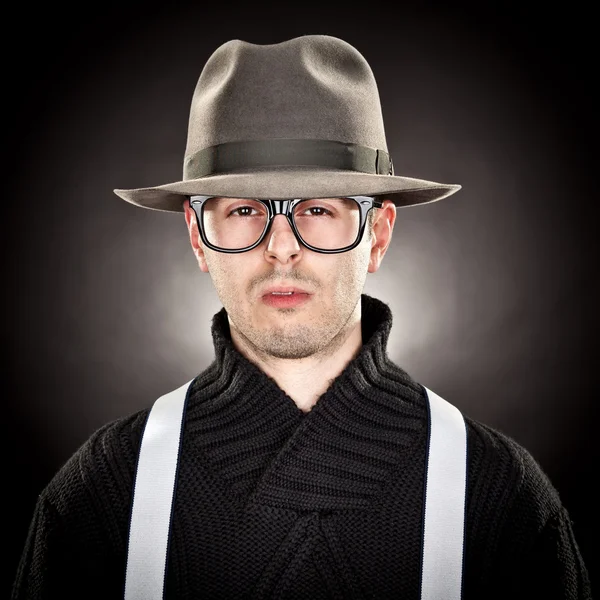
[261,290,312,308]
[261,285,311,296]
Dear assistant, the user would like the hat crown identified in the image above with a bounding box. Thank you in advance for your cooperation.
[184,35,388,178]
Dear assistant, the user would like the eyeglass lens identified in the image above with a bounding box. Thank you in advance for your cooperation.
[201,197,361,250]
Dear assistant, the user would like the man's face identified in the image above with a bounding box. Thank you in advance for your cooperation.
[183,197,396,360]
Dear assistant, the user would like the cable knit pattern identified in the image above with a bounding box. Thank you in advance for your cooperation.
[11,294,592,599]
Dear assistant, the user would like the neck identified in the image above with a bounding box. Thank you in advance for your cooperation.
[227,303,363,413]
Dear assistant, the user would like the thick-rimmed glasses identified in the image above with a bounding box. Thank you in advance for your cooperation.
[188,195,382,254]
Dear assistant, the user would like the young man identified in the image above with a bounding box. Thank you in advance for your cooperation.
[12,35,591,599]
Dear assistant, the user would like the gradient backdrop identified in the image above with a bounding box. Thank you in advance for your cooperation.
[5,3,597,596]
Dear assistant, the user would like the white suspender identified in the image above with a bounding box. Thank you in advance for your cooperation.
[421,385,468,600]
[124,381,467,600]
[124,377,195,600]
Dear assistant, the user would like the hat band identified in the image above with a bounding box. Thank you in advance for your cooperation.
[183,139,394,179]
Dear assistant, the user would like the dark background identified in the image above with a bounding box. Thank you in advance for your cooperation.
[4,2,597,596]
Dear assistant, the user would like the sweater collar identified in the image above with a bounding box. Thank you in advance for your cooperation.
[188,293,427,511]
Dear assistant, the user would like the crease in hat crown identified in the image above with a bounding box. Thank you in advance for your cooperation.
[182,35,388,174]
[113,34,461,213]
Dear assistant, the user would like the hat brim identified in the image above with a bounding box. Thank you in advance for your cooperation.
[113,167,461,213]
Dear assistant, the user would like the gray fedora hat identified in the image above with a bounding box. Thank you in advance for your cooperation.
[113,34,461,213]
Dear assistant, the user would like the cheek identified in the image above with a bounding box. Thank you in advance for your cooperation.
[203,254,229,289]
[205,254,254,295]
[327,252,368,293]
[342,246,371,278]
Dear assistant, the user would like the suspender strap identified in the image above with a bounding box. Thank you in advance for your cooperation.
[123,377,195,600]
[420,385,468,600]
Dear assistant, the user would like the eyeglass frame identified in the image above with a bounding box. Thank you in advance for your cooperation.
[188,195,383,255]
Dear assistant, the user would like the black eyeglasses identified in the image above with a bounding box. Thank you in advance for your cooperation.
[188,195,382,254]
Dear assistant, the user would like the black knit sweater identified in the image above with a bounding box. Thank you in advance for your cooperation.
[12,294,592,599]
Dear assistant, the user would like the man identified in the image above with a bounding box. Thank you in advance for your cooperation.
[12,35,591,599]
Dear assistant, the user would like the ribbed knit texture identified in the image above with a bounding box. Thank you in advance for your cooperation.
[12,293,592,599]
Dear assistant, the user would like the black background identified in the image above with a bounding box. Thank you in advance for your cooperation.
[4,2,597,596]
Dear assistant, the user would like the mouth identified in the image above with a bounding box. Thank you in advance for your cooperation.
[261,287,311,297]
[261,290,312,308]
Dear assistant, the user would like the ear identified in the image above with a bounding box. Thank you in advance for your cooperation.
[368,199,397,274]
[183,198,210,273]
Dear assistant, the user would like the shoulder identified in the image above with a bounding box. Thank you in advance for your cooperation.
[463,415,563,526]
[41,408,150,516]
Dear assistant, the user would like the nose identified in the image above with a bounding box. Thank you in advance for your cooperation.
[263,214,303,263]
